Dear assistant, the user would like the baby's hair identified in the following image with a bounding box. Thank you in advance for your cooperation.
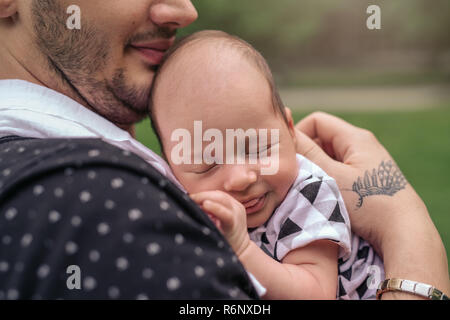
[149,30,288,156]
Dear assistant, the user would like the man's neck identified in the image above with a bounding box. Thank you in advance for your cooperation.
[0,47,136,137]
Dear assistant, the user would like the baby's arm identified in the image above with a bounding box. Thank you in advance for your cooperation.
[239,239,338,300]
[191,191,339,300]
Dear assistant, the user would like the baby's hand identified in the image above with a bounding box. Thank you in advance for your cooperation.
[190,191,251,257]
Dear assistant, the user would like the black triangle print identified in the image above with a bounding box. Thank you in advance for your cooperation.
[299,181,322,204]
[338,278,346,297]
[357,246,370,261]
[278,218,302,240]
[261,232,269,244]
[273,241,280,262]
[329,203,345,223]
[356,277,369,299]
[260,243,274,259]
[341,267,352,281]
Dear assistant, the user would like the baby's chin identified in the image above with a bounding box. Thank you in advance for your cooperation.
[246,193,279,228]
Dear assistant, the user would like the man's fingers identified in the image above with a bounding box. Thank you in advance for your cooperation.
[295,111,357,144]
[295,129,339,173]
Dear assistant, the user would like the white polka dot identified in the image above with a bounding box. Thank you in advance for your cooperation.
[89,250,100,262]
[216,257,225,267]
[97,222,110,235]
[159,179,168,188]
[176,211,185,220]
[146,243,161,256]
[141,177,149,185]
[167,277,180,291]
[136,190,145,200]
[116,257,129,271]
[0,261,9,272]
[160,200,169,211]
[54,188,64,198]
[111,178,124,189]
[142,268,154,279]
[123,233,134,244]
[33,185,44,196]
[202,227,211,235]
[231,255,238,263]
[218,241,225,248]
[33,149,41,156]
[229,287,239,298]
[64,168,74,176]
[83,276,97,291]
[7,289,19,300]
[17,147,25,153]
[174,234,184,245]
[128,208,142,221]
[37,264,50,278]
[194,266,205,277]
[88,149,100,157]
[136,293,149,300]
[104,200,115,210]
[2,235,12,245]
[71,215,82,227]
[194,247,203,256]
[21,234,33,247]
[5,207,17,220]
[79,191,92,203]
[49,210,61,223]
[2,168,11,177]
[87,171,97,180]
[65,241,78,255]
[122,150,131,156]
[108,286,120,299]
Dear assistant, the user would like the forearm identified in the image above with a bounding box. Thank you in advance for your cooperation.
[238,241,337,300]
[380,201,450,299]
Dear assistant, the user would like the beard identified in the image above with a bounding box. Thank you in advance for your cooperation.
[30,0,153,125]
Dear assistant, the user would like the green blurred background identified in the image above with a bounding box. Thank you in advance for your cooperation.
[136,0,450,271]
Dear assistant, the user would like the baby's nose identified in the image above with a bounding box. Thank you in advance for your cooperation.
[223,165,257,192]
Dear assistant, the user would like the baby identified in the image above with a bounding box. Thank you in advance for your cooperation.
[149,30,384,299]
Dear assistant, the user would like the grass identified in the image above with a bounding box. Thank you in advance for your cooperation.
[277,69,450,88]
[135,106,450,272]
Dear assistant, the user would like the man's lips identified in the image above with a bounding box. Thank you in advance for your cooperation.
[241,193,267,214]
[130,38,174,66]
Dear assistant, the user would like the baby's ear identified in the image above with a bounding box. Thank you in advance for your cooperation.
[284,107,298,146]
[284,107,295,132]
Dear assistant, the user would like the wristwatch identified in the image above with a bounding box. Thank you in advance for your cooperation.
[376,278,449,300]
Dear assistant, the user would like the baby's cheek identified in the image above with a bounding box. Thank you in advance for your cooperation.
[271,158,298,201]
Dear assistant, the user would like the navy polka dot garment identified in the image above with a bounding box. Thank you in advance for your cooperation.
[0,136,258,300]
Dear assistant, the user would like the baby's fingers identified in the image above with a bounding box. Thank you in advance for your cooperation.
[202,200,234,231]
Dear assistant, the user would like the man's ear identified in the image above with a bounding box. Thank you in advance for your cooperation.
[0,0,17,18]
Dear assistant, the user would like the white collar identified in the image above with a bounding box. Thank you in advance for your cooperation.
[0,79,183,189]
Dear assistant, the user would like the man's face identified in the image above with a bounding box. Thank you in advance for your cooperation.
[28,0,197,127]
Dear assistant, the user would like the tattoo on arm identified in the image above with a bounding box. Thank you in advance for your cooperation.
[352,160,408,208]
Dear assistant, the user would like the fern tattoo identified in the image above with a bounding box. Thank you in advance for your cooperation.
[352,160,408,208]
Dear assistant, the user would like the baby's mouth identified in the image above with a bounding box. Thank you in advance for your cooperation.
[241,193,267,214]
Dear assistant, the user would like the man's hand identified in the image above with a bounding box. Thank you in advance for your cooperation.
[190,191,251,257]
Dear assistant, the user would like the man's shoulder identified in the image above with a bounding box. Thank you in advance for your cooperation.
[0,136,166,199]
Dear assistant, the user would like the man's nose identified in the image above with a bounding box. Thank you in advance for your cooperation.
[223,165,258,193]
[150,0,198,29]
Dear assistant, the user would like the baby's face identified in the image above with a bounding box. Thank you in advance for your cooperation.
[152,42,298,228]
